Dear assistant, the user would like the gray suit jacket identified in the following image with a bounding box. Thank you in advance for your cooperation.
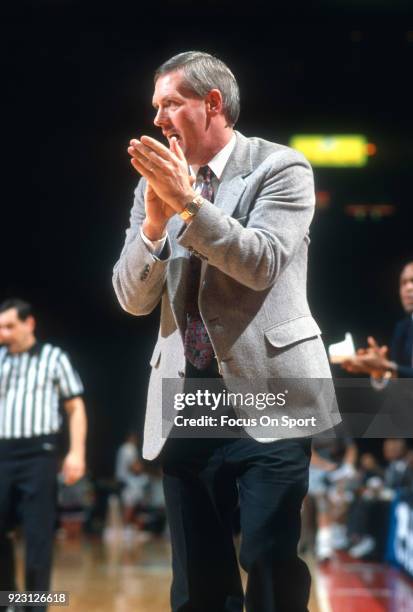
[113,131,340,460]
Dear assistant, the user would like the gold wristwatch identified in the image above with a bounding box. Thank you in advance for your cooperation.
[179,194,204,221]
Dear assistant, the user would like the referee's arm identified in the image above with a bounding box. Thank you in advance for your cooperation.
[56,349,87,485]
[62,396,87,485]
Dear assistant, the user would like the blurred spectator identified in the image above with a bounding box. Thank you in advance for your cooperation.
[57,472,95,539]
[383,438,413,490]
[342,261,413,380]
[0,298,87,611]
[115,432,150,540]
[303,439,357,561]
[138,465,167,537]
[357,452,384,490]
[347,438,413,559]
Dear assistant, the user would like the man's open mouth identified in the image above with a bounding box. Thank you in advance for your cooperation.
[166,132,181,143]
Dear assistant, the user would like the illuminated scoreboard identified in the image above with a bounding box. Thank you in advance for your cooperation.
[289,135,375,167]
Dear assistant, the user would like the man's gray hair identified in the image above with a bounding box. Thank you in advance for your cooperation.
[154,51,240,127]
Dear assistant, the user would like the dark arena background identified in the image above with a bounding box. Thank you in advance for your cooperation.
[2,2,413,610]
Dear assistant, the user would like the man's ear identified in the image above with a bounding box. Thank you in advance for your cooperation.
[205,89,223,116]
[27,315,36,333]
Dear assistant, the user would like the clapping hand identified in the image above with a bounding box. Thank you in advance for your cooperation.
[342,336,391,378]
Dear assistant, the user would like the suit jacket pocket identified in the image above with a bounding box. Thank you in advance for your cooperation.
[264,315,321,348]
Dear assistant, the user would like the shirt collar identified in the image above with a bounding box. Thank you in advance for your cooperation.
[190,132,236,180]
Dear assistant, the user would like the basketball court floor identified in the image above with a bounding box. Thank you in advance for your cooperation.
[10,531,413,611]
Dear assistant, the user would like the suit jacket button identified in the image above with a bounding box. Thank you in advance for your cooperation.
[178,370,185,378]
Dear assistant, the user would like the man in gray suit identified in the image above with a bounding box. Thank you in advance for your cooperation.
[113,51,339,612]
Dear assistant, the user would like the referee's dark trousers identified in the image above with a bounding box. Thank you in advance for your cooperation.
[0,439,58,612]
[161,362,312,612]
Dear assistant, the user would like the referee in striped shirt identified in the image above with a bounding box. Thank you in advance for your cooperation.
[0,298,87,610]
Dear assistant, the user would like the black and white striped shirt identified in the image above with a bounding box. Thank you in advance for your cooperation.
[0,343,84,439]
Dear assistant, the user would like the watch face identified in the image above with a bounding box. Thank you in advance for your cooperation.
[180,196,203,220]
[187,201,199,215]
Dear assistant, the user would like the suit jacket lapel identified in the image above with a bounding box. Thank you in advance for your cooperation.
[214,131,253,217]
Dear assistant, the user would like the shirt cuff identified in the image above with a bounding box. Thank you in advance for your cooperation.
[140,227,168,257]
[370,372,392,391]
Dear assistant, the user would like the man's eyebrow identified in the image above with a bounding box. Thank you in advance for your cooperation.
[152,95,180,109]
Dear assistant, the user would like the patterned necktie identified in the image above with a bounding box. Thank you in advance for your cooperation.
[183,166,215,370]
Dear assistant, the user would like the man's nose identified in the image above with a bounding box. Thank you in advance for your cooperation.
[153,107,168,127]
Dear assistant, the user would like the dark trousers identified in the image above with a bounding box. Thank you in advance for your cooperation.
[0,451,58,612]
[161,436,312,612]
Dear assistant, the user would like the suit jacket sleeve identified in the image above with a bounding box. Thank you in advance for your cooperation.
[112,177,171,315]
[178,149,315,291]
[390,319,413,378]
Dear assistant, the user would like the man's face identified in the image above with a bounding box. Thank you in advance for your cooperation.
[399,263,413,314]
[152,70,208,165]
[0,308,34,352]
[383,438,406,462]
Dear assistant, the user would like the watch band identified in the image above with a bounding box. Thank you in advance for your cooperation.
[179,195,204,221]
